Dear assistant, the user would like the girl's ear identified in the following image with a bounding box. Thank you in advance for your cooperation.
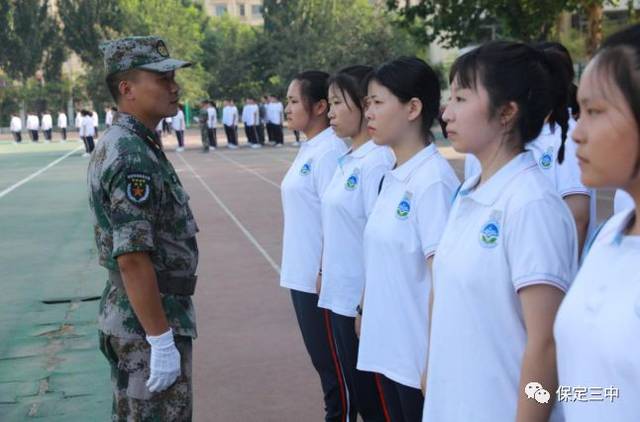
[314,99,329,117]
[499,101,519,129]
[406,97,423,123]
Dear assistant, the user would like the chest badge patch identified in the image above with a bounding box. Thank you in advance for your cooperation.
[126,173,151,204]
[300,159,312,176]
[345,168,360,191]
[539,147,554,170]
[396,191,413,220]
[479,210,502,248]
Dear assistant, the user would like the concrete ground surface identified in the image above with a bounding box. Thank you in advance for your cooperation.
[0,129,615,421]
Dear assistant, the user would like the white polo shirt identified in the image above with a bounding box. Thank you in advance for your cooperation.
[26,115,39,131]
[241,104,258,126]
[75,112,82,129]
[92,111,99,127]
[206,106,217,129]
[105,110,113,126]
[423,151,577,422]
[318,141,395,317]
[81,115,95,137]
[267,102,283,125]
[280,127,347,293]
[466,122,596,236]
[222,106,238,126]
[57,113,67,129]
[41,114,53,130]
[555,208,639,421]
[10,116,22,132]
[614,190,634,214]
[172,109,185,131]
[357,143,459,389]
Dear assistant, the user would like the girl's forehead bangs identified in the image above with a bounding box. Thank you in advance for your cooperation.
[588,50,633,104]
[450,53,480,90]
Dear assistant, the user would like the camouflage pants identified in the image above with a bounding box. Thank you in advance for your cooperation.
[99,331,193,422]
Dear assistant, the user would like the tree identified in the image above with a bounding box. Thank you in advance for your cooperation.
[0,0,67,83]
[386,0,572,48]
[200,15,262,101]
[260,0,419,96]
[118,0,209,102]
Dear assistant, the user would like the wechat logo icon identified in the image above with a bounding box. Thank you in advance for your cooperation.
[525,381,551,404]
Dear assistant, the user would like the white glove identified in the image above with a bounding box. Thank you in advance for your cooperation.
[145,329,181,393]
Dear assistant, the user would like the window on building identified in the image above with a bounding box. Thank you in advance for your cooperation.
[215,4,227,16]
[239,4,246,17]
[251,4,262,17]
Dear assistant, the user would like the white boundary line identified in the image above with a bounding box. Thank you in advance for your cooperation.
[213,152,282,189]
[176,152,281,274]
[0,146,83,200]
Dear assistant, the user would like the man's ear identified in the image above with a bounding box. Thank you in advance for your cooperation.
[119,79,134,101]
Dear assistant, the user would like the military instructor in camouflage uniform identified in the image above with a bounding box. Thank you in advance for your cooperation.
[88,36,199,421]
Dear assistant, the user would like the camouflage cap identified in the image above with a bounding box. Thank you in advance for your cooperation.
[100,36,191,76]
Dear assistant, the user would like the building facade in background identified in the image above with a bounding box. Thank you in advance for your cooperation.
[201,0,264,25]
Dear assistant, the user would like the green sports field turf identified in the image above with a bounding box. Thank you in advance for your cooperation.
[0,141,111,421]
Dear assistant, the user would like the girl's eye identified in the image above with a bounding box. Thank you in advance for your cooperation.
[455,96,465,102]
[586,108,600,116]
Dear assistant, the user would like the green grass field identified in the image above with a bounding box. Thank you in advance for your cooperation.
[0,140,111,421]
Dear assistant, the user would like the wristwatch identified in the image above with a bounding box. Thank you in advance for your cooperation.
[356,305,363,316]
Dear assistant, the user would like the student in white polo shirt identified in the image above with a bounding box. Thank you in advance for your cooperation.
[357,57,459,422]
[320,65,394,422]
[10,113,22,144]
[280,70,349,422]
[41,111,53,142]
[206,100,218,149]
[554,24,640,422]
[267,95,285,147]
[26,112,40,142]
[424,42,578,422]
[241,97,260,148]
[57,110,68,142]
[465,42,595,254]
[222,99,239,148]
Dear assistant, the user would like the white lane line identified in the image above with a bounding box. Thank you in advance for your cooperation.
[213,152,281,189]
[176,152,281,275]
[0,146,83,199]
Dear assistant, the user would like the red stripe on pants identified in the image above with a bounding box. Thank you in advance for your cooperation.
[323,309,348,422]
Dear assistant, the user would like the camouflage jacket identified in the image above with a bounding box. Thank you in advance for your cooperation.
[88,112,199,339]
[198,108,208,129]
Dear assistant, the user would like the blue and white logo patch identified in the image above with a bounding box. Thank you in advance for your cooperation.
[125,173,151,205]
[300,159,312,176]
[345,168,360,191]
[396,191,413,220]
[479,210,502,248]
[539,147,554,170]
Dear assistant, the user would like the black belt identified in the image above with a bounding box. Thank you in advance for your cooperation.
[108,270,197,296]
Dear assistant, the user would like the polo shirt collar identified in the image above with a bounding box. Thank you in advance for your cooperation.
[388,143,437,183]
[113,112,162,153]
[301,126,336,149]
[349,139,378,158]
[460,151,537,206]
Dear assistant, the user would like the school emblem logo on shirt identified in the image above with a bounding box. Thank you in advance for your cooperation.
[300,159,312,176]
[345,168,360,191]
[396,191,413,220]
[539,147,554,170]
[479,210,502,248]
[126,173,151,205]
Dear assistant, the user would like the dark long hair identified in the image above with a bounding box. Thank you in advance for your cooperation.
[450,41,570,155]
